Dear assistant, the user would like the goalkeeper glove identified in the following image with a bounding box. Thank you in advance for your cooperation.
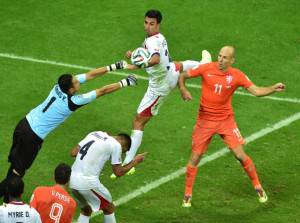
[107,60,128,71]
[119,74,137,88]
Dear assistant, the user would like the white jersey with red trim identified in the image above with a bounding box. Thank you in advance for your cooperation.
[143,33,175,95]
[0,201,42,223]
[70,131,122,190]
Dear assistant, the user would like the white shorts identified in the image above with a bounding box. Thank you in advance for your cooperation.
[137,63,180,117]
[71,183,112,212]
[166,62,180,89]
[137,88,167,116]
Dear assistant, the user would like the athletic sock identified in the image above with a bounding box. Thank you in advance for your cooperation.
[241,156,261,188]
[182,60,200,71]
[123,130,144,165]
[77,214,90,223]
[185,165,198,196]
[104,213,116,223]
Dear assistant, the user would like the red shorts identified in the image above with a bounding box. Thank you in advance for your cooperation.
[192,115,245,154]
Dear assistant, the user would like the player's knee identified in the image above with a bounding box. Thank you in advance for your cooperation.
[81,205,92,216]
[102,202,115,215]
[231,146,247,161]
[133,115,150,130]
[188,153,202,166]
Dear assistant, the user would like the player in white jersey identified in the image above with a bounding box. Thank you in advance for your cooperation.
[111,9,212,177]
[0,177,41,223]
[69,131,146,223]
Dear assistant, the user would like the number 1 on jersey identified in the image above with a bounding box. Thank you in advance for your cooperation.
[43,96,56,112]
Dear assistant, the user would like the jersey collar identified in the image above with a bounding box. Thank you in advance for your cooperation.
[9,201,25,205]
[147,32,160,37]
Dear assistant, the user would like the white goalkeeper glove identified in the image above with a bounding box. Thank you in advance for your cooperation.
[107,60,128,72]
[119,74,137,88]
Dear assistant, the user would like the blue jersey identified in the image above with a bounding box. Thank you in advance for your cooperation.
[26,74,97,139]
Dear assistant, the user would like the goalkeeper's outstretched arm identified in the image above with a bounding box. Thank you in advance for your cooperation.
[95,75,138,98]
[84,61,127,81]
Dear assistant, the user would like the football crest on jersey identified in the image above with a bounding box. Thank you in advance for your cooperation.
[226,75,233,89]
[226,75,233,84]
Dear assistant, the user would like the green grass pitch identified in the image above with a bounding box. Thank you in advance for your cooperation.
[0,0,299,222]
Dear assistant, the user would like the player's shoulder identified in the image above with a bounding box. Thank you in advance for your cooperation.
[34,185,50,192]
[33,186,52,198]
[146,33,165,44]
[192,62,215,72]
[229,66,244,75]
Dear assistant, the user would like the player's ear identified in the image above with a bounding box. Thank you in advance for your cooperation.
[231,57,235,65]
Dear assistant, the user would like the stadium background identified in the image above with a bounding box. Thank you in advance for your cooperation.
[0,0,299,222]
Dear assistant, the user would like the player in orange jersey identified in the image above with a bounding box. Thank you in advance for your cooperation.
[179,46,285,207]
[30,163,76,222]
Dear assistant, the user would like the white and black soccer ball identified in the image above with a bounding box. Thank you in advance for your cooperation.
[130,47,150,67]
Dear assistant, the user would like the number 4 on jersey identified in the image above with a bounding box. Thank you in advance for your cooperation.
[79,140,95,160]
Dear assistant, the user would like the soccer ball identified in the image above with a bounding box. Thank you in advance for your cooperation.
[131,47,150,67]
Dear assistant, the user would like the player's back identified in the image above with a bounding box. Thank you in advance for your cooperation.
[25,74,93,139]
[0,201,41,223]
[26,85,73,139]
[70,131,122,190]
[30,185,76,223]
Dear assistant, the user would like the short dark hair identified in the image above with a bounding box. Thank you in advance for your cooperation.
[54,163,71,185]
[58,74,73,94]
[118,133,132,150]
[7,177,24,198]
[145,9,162,24]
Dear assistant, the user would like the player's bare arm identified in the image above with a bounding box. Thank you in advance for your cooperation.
[70,145,80,157]
[112,152,147,177]
[148,54,160,66]
[95,75,138,98]
[246,83,285,97]
[85,67,109,81]
[85,61,127,81]
[178,72,193,101]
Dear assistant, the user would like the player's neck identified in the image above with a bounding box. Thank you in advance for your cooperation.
[55,183,67,190]
[9,197,23,203]
[147,32,160,37]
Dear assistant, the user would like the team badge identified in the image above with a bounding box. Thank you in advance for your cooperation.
[226,75,233,84]
[226,75,233,89]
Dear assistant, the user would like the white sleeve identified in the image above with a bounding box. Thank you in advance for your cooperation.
[0,207,4,222]
[145,37,160,56]
[111,143,122,165]
[31,208,42,223]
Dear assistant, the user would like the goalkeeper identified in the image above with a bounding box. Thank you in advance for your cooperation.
[0,60,137,202]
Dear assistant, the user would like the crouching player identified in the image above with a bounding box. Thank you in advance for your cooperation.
[69,131,147,223]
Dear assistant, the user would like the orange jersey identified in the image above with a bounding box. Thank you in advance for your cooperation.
[30,185,76,223]
[187,62,253,120]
